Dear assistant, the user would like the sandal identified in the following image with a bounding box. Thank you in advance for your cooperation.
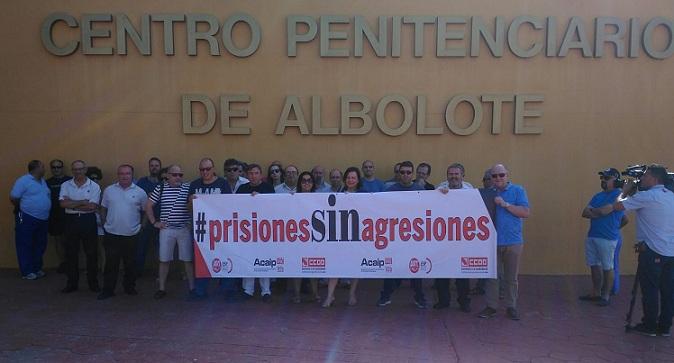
[322,296,335,308]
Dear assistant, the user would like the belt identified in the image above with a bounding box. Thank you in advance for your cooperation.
[66,212,95,217]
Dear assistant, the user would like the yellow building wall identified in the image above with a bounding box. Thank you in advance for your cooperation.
[2,0,673,274]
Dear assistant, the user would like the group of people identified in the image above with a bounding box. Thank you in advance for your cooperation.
[10,157,674,334]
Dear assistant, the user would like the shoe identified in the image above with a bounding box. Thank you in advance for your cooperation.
[262,294,272,303]
[22,273,37,280]
[506,307,521,320]
[460,303,472,313]
[657,327,671,337]
[97,291,114,300]
[35,270,46,278]
[414,298,427,309]
[153,290,167,299]
[61,286,78,294]
[322,296,335,308]
[124,288,138,296]
[478,307,497,318]
[377,297,392,307]
[578,294,601,302]
[596,298,610,307]
[632,323,657,337]
[433,302,450,310]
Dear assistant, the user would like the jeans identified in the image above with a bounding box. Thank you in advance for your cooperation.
[15,212,48,276]
[486,244,523,309]
[638,244,674,331]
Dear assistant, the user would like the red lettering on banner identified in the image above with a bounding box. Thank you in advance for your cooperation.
[361,219,373,242]
[433,218,446,241]
[272,220,284,241]
[240,220,251,242]
[448,217,461,241]
[399,218,411,241]
[462,216,476,240]
[259,220,271,241]
[286,220,297,242]
[298,219,310,242]
[374,219,388,250]
[251,212,258,241]
[222,219,231,242]
[412,218,424,241]
[388,218,398,242]
[461,257,488,267]
[477,216,490,240]
[209,220,222,250]
[425,210,432,241]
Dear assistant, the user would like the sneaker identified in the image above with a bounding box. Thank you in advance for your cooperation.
[153,290,167,299]
[632,323,657,337]
[97,291,115,300]
[377,297,392,307]
[658,328,671,337]
[433,302,450,310]
[596,298,610,307]
[61,286,78,294]
[22,273,37,280]
[35,270,46,278]
[478,307,497,318]
[459,303,472,313]
[262,294,272,303]
[578,294,601,302]
[506,307,521,320]
[414,298,427,309]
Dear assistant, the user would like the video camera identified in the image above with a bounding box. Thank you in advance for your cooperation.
[622,164,674,192]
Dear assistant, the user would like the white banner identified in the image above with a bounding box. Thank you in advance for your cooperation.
[193,190,496,278]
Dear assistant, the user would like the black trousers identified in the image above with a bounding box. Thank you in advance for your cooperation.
[64,213,99,289]
[436,278,471,307]
[103,232,138,294]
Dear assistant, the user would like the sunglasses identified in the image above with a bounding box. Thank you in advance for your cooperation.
[169,173,184,177]
[399,170,413,175]
[51,165,63,169]
[225,168,239,172]
[491,173,507,178]
[199,167,212,172]
[270,169,281,173]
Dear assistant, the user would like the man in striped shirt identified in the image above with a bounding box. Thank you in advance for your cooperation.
[145,165,194,299]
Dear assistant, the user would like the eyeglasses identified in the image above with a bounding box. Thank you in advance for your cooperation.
[300,178,313,184]
[225,168,239,172]
[491,173,507,178]
[399,170,413,175]
[169,173,184,177]
[199,167,212,172]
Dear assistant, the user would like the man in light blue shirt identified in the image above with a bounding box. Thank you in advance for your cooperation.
[478,164,530,321]
[10,160,51,280]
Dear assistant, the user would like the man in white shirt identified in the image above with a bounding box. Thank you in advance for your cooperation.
[59,160,101,293]
[97,164,148,300]
[275,165,299,193]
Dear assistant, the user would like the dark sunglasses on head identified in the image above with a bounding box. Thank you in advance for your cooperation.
[170,173,184,177]
[199,167,212,172]
[399,170,413,175]
[225,168,239,172]
[491,173,506,178]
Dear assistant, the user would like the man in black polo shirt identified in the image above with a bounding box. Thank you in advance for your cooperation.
[46,159,71,273]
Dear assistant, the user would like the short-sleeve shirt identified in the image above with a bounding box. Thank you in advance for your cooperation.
[47,176,71,215]
[622,185,674,256]
[59,178,101,215]
[149,182,191,228]
[10,174,51,220]
[101,183,148,236]
[189,177,231,195]
[274,183,296,194]
[385,182,425,192]
[587,189,624,240]
[237,182,275,195]
[494,183,530,246]
[136,176,160,216]
[361,178,385,193]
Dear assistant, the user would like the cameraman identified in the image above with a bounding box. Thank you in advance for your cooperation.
[579,168,628,306]
[613,164,674,337]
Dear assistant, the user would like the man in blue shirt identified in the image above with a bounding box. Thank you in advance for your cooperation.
[579,168,628,306]
[478,164,530,320]
[10,160,51,280]
[360,160,385,192]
